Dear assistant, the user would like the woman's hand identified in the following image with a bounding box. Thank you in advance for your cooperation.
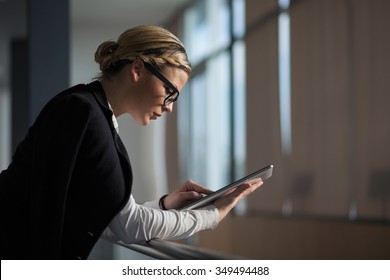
[163,180,213,210]
[213,178,263,222]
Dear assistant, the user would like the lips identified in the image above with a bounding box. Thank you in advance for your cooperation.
[151,113,161,120]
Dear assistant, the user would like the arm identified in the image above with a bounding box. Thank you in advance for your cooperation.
[163,178,263,222]
[102,178,262,244]
[102,195,219,244]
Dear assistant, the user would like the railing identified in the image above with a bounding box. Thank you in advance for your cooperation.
[118,239,241,260]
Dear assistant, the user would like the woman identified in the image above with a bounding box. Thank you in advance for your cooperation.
[0,25,262,259]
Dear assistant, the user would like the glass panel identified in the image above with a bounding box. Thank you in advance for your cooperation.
[184,0,209,65]
[184,0,230,66]
[209,0,230,53]
[181,0,233,190]
[181,52,232,190]
[205,52,231,189]
[232,40,246,180]
[233,0,245,39]
[189,73,208,186]
[177,85,191,180]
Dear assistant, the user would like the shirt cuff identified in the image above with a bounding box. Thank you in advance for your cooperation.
[198,204,220,230]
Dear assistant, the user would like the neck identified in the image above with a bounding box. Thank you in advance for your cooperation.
[99,75,133,118]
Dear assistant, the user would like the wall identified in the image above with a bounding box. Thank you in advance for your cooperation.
[199,214,390,259]
[0,0,27,170]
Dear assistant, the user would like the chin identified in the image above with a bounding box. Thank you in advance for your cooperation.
[140,118,151,126]
[137,120,149,126]
[132,115,150,126]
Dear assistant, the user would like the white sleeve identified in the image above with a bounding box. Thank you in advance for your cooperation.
[101,195,219,245]
[142,199,160,209]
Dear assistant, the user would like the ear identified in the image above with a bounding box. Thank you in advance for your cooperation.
[130,59,144,82]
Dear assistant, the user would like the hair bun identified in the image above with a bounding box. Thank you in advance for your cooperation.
[95,41,119,71]
[107,42,119,54]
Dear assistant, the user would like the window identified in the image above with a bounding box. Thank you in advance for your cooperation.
[178,0,246,190]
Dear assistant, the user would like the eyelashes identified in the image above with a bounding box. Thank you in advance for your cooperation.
[164,85,175,95]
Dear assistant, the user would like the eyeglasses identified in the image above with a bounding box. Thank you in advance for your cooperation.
[144,62,180,106]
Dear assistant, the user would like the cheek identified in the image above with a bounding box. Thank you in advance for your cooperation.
[149,88,166,105]
[139,89,164,112]
[139,77,166,106]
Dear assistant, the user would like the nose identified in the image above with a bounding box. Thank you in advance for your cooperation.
[163,102,173,113]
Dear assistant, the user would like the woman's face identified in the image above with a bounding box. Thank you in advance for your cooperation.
[132,64,188,126]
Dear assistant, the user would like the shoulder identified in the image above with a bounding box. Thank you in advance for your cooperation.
[44,85,98,114]
[33,85,99,128]
[53,84,96,108]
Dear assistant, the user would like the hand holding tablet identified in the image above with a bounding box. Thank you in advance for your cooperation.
[180,164,273,211]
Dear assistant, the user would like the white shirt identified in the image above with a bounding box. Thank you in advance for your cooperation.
[102,196,219,244]
[101,107,219,244]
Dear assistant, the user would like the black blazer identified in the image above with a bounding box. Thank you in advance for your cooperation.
[0,81,133,259]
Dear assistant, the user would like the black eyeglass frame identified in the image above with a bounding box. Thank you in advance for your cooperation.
[144,62,180,106]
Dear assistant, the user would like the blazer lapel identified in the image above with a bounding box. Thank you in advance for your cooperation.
[87,81,132,180]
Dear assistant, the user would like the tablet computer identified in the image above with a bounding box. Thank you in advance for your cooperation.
[180,164,273,210]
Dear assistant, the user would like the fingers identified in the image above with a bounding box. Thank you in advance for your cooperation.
[171,178,263,212]
[234,178,263,200]
[180,191,204,202]
[165,180,212,210]
[164,191,202,210]
[213,178,263,221]
[182,180,213,195]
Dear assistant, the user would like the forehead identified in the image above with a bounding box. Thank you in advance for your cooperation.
[160,67,189,92]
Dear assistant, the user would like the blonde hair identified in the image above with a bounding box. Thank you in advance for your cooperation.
[94,25,191,78]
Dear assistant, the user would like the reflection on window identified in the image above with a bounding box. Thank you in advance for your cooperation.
[232,40,246,180]
[279,0,293,216]
[278,0,292,157]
